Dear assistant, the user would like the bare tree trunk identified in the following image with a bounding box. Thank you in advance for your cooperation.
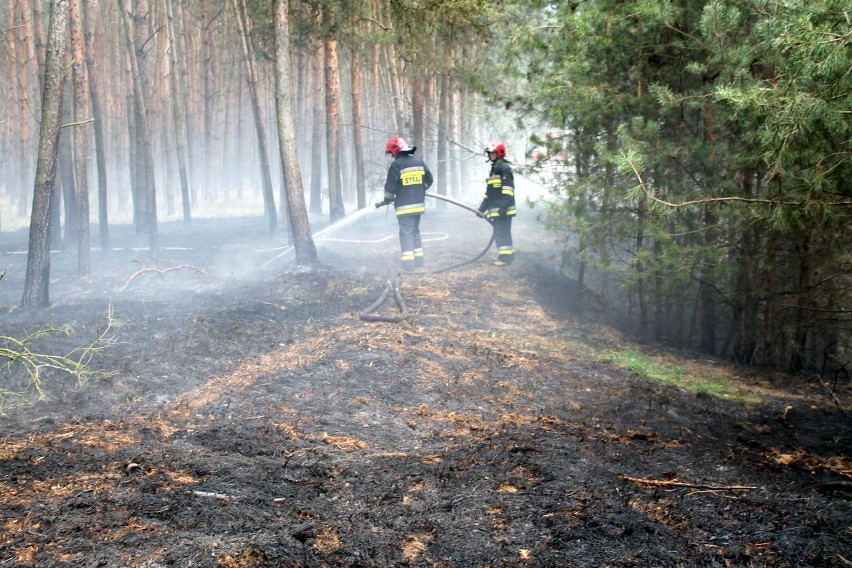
[790,234,813,371]
[59,84,77,248]
[698,204,717,354]
[635,197,648,338]
[232,0,277,232]
[324,30,344,221]
[437,54,449,197]
[412,68,424,149]
[200,0,213,196]
[309,33,324,216]
[179,1,201,205]
[16,2,37,217]
[274,0,317,267]
[350,42,365,210]
[69,0,91,275]
[81,0,109,251]
[166,0,192,225]
[449,83,460,198]
[118,0,159,253]
[22,0,69,309]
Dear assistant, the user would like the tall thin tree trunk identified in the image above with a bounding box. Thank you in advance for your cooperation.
[437,56,449,197]
[166,0,192,225]
[200,0,213,196]
[274,0,317,267]
[81,0,109,251]
[309,34,324,216]
[70,0,91,275]
[350,40,365,210]
[118,0,159,253]
[232,0,277,232]
[58,81,76,248]
[635,197,648,337]
[22,0,69,309]
[16,2,37,216]
[698,204,717,354]
[449,84,460,198]
[324,31,344,221]
[412,68,424,149]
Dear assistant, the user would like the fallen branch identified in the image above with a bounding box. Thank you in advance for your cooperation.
[621,476,757,491]
[816,376,850,421]
[119,265,206,292]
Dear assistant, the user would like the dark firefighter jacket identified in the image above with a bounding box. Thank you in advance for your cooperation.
[383,153,434,216]
[479,158,516,219]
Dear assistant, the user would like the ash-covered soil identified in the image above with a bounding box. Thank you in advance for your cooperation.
[0,202,849,567]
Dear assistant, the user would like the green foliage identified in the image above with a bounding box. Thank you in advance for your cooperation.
[603,349,760,403]
[511,0,851,369]
[0,315,115,415]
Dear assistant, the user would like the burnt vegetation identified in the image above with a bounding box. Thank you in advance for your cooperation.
[1,212,849,567]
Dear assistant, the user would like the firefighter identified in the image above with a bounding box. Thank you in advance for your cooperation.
[479,141,516,266]
[376,136,434,271]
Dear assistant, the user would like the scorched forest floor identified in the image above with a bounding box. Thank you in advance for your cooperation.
[0,202,849,567]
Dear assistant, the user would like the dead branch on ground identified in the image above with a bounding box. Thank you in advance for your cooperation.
[119,264,206,292]
[621,476,757,491]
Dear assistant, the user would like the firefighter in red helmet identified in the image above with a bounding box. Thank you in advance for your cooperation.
[479,141,516,266]
[376,136,434,271]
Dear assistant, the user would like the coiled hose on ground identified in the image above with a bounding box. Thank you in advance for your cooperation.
[358,193,494,323]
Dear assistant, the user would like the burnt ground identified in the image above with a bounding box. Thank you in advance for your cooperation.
[0,201,849,568]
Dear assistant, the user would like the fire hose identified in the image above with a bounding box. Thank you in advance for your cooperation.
[358,192,495,322]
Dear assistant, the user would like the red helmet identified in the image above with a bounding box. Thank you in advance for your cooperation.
[485,141,506,159]
[386,136,413,157]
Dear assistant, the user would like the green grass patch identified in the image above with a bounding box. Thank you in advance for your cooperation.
[602,349,761,404]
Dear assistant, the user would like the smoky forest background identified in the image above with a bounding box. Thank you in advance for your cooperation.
[1,0,850,375]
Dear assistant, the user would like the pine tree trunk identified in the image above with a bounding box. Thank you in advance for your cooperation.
[698,204,717,355]
[166,0,192,225]
[22,0,69,309]
[437,55,449,198]
[69,0,91,275]
[274,0,317,267]
[118,0,159,253]
[232,0,277,232]
[324,32,344,221]
[59,87,77,248]
[412,68,424,149]
[350,42,366,210]
[309,37,324,216]
[635,197,648,338]
[81,0,109,251]
[200,0,213,196]
[16,2,38,217]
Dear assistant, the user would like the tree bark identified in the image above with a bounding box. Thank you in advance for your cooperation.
[69,0,91,275]
[412,67,424,149]
[232,0,277,232]
[437,58,449,197]
[274,0,317,267]
[350,38,366,210]
[59,82,77,248]
[118,0,159,253]
[81,0,109,252]
[22,0,69,309]
[309,31,324,216]
[324,29,344,221]
[166,0,192,225]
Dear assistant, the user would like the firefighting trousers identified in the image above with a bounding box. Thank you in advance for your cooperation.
[398,214,424,270]
[492,216,514,263]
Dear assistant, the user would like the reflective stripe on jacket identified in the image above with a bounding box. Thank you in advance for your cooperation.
[479,158,516,217]
[384,153,434,216]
